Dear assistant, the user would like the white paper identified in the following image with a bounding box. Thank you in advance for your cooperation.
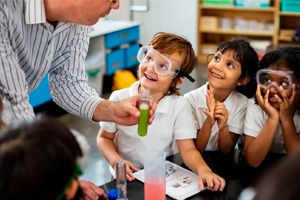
[134,161,202,200]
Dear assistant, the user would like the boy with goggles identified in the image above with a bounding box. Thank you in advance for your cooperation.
[137,45,195,82]
[243,47,300,170]
[98,32,225,192]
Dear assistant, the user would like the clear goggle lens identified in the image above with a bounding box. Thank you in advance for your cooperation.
[137,46,180,77]
[256,69,294,92]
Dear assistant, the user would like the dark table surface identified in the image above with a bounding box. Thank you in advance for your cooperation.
[99,151,285,200]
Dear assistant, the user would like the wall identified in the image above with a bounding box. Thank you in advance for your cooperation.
[107,0,198,54]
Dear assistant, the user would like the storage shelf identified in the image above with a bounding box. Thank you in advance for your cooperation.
[278,36,293,42]
[200,5,277,12]
[197,0,300,63]
[279,12,300,17]
[200,29,274,36]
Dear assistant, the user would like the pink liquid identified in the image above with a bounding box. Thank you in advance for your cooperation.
[144,179,166,200]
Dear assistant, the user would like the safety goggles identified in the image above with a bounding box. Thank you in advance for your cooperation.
[137,45,181,77]
[256,69,294,92]
[137,45,195,82]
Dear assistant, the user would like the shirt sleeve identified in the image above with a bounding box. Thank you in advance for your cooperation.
[244,98,266,137]
[173,97,197,140]
[227,93,248,135]
[48,24,103,121]
[184,91,201,130]
[99,91,119,132]
[0,2,35,120]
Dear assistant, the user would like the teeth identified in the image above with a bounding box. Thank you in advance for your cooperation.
[145,74,156,81]
[269,96,277,102]
[212,72,222,79]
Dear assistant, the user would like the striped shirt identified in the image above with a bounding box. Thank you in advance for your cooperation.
[0,0,103,121]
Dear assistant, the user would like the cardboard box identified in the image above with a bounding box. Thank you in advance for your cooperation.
[198,44,218,64]
[200,16,218,30]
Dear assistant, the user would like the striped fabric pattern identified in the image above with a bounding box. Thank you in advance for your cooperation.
[0,0,103,121]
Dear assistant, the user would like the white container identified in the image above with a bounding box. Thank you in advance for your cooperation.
[220,18,232,30]
[85,52,105,95]
[234,18,247,31]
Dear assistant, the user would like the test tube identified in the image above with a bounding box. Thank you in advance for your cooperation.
[137,89,151,137]
[116,160,128,200]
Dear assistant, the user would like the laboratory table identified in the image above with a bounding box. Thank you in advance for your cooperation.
[99,151,285,200]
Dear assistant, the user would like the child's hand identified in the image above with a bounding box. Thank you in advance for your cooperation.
[203,89,216,126]
[256,85,279,120]
[278,84,297,121]
[197,170,225,192]
[114,160,139,182]
[214,101,228,131]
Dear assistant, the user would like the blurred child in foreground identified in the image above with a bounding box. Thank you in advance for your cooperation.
[0,115,107,200]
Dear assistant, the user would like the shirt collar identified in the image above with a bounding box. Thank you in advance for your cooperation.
[129,81,170,114]
[25,0,47,24]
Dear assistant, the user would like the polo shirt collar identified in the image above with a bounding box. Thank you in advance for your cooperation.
[129,81,170,114]
[25,0,46,24]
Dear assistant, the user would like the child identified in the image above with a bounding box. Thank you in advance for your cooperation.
[0,115,108,200]
[243,47,300,168]
[97,32,225,191]
[238,150,300,200]
[184,38,259,155]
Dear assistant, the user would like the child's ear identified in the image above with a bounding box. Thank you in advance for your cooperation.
[65,179,79,199]
[177,77,184,85]
[237,76,250,86]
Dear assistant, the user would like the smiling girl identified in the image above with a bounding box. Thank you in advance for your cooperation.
[184,38,259,155]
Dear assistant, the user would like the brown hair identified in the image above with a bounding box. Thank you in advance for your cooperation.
[148,32,196,96]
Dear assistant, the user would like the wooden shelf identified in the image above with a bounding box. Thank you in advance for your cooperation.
[200,5,277,12]
[279,12,300,17]
[200,29,274,36]
[197,0,300,63]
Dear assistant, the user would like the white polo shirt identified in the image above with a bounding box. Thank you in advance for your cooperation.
[244,97,300,153]
[100,81,197,168]
[184,82,247,151]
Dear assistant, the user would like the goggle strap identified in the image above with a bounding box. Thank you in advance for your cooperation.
[177,70,195,83]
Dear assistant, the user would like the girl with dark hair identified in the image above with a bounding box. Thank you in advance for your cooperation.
[184,38,259,154]
[243,47,300,168]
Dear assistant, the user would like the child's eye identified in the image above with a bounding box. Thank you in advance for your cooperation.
[266,78,272,84]
[280,81,289,88]
[145,55,153,62]
[227,63,234,69]
[213,55,220,61]
[158,64,168,71]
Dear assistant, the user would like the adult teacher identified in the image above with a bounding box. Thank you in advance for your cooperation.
[0,0,156,199]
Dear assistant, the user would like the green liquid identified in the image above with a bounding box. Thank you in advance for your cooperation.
[138,103,149,137]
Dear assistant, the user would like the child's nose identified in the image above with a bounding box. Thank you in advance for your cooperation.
[146,62,155,72]
[269,83,279,93]
[214,62,223,70]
